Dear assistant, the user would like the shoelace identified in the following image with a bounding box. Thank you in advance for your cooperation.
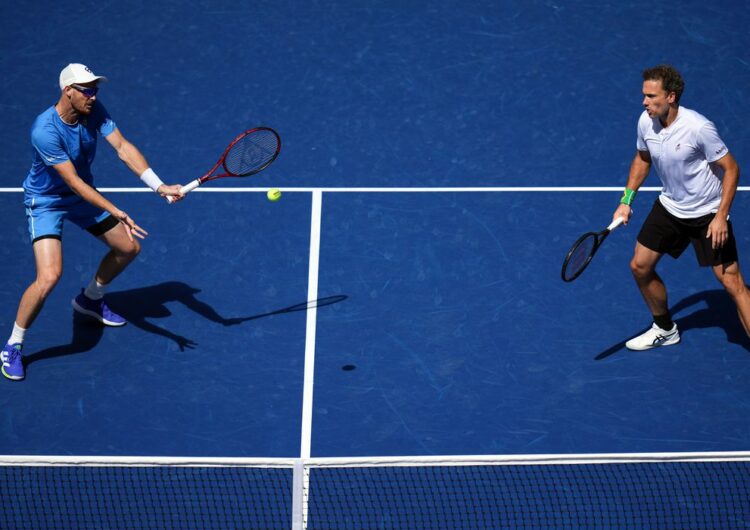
[653,331,675,343]
[3,346,20,363]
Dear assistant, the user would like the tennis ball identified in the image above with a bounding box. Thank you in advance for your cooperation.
[267,188,282,202]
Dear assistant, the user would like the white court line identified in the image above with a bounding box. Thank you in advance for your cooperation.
[295,191,322,530]
[305,450,750,467]
[1,450,748,466]
[6,186,750,193]
[300,190,322,460]
[4,187,750,194]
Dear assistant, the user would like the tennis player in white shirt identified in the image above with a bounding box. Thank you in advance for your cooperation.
[612,64,750,350]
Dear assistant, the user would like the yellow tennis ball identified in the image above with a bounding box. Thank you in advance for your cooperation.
[267,188,282,202]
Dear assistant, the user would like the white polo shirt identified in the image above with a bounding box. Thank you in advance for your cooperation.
[637,106,728,218]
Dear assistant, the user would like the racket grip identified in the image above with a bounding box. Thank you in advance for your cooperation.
[607,216,626,231]
[166,179,201,203]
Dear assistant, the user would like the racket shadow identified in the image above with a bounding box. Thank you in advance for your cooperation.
[220,295,349,324]
[594,288,750,360]
[104,283,348,351]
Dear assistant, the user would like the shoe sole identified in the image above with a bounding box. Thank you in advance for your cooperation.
[72,299,127,327]
[626,335,681,351]
[2,367,24,381]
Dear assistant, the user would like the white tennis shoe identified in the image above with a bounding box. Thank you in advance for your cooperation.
[626,323,680,351]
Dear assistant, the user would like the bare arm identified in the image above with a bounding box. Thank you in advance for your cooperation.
[53,160,147,241]
[614,150,652,225]
[105,128,150,175]
[105,128,183,199]
[706,152,740,249]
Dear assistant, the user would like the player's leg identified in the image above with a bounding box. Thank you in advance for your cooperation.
[93,217,141,285]
[2,238,63,381]
[17,238,64,328]
[71,213,140,327]
[630,242,669,317]
[626,247,681,351]
[625,201,683,350]
[3,196,67,381]
[712,262,750,337]
[691,215,749,337]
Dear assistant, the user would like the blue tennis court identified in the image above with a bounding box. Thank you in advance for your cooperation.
[1,0,749,528]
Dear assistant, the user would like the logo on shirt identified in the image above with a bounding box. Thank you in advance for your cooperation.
[675,144,681,151]
[716,146,727,155]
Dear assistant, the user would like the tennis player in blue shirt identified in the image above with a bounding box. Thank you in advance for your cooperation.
[1,63,183,381]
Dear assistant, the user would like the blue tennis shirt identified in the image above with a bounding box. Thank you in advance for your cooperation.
[23,101,116,198]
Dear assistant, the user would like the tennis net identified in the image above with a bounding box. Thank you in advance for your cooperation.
[1,452,748,529]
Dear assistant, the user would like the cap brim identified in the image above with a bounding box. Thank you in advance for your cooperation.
[61,75,108,88]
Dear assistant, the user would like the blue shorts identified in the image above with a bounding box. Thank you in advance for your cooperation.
[24,193,116,243]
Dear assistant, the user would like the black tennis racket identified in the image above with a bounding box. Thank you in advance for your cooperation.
[168,127,280,202]
[561,217,624,282]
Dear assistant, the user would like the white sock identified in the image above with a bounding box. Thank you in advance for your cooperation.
[8,323,26,346]
[84,278,107,300]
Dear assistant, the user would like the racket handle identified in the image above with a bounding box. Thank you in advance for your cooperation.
[607,216,626,231]
[166,179,201,203]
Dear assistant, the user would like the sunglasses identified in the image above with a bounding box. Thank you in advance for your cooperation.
[70,84,99,98]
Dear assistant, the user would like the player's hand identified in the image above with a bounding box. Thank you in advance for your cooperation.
[614,204,633,226]
[706,215,729,249]
[116,211,148,241]
[175,336,198,351]
[158,184,185,202]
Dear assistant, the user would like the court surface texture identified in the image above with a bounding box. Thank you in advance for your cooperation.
[1,1,749,527]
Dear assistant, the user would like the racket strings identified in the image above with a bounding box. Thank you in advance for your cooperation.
[224,129,279,176]
[563,234,596,281]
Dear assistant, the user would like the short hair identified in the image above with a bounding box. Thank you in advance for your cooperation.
[642,64,685,102]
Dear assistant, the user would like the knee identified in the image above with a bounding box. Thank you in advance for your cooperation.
[36,267,62,297]
[630,257,653,280]
[724,281,748,302]
[129,239,141,258]
[117,239,141,260]
[718,270,748,299]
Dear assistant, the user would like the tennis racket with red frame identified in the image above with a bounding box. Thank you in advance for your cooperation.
[168,127,281,202]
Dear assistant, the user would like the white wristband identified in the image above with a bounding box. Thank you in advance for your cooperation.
[140,168,164,193]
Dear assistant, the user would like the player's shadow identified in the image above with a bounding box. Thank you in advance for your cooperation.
[595,288,750,360]
[24,281,348,368]
[23,312,105,369]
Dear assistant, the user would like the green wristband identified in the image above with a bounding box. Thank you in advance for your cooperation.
[620,188,636,206]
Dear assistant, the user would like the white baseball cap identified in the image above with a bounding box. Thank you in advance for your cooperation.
[59,63,108,90]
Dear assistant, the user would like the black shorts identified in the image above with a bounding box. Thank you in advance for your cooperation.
[86,214,120,237]
[637,199,738,267]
